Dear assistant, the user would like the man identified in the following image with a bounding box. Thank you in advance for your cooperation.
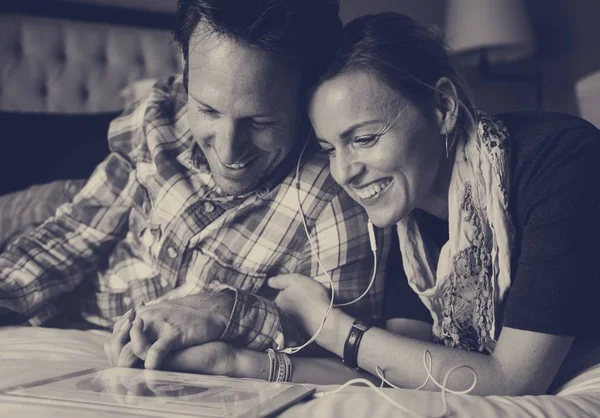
[0,0,391,370]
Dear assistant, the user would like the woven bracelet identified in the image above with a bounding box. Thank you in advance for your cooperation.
[266,348,278,382]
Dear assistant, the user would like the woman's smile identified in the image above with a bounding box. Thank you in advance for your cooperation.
[352,178,393,204]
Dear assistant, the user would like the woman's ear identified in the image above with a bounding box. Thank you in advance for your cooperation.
[433,77,459,135]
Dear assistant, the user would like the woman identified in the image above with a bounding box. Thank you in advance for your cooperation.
[132,12,600,396]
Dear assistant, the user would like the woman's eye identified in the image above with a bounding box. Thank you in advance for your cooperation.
[197,107,218,116]
[321,147,336,157]
[353,134,380,147]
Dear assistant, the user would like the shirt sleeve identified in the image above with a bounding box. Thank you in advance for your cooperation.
[0,104,148,324]
[503,125,600,337]
[216,284,304,350]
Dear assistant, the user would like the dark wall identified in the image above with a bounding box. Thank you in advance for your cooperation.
[527,0,600,116]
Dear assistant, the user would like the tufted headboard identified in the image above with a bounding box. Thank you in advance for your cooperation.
[0,1,184,195]
[0,1,182,113]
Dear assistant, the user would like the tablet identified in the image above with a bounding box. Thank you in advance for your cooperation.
[0,366,315,418]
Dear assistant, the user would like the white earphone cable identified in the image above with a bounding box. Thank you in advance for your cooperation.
[315,350,478,418]
[280,137,378,354]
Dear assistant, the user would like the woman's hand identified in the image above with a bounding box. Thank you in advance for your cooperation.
[163,342,242,377]
[164,340,270,382]
[268,274,331,336]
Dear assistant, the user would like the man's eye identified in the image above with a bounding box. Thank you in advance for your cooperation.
[251,120,273,129]
[353,134,380,147]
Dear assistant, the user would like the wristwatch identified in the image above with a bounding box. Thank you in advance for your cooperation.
[342,318,373,371]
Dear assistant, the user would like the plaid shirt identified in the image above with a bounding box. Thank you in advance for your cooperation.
[0,75,391,350]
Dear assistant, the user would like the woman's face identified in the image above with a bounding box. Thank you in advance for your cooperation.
[309,71,446,227]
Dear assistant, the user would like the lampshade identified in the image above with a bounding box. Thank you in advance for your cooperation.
[576,71,600,128]
[444,0,535,65]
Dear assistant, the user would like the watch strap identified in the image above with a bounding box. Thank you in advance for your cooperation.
[342,318,372,371]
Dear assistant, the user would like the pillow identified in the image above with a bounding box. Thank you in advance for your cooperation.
[0,111,119,196]
[0,179,85,251]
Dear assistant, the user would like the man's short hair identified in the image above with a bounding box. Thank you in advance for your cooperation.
[174,0,344,96]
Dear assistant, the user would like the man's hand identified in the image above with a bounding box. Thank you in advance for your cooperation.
[105,291,234,370]
[268,274,331,336]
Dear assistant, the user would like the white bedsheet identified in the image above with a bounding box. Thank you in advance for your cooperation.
[1,327,599,417]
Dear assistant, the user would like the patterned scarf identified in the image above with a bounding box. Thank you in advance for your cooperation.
[396,111,514,353]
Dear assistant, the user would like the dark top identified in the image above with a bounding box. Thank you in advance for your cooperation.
[385,111,600,338]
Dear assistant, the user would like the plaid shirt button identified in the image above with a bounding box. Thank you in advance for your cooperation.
[167,247,178,259]
[203,202,215,213]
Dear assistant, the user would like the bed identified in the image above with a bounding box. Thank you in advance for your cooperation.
[1,1,600,417]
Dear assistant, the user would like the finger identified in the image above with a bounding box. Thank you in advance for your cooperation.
[267,275,292,290]
[110,317,134,366]
[145,336,178,370]
[117,342,142,368]
[129,317,151,360]
[113,308,135,332]
[103,340,113,366]
[132,300,147,315]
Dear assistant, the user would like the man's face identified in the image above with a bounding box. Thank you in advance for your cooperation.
[186,22,302,196]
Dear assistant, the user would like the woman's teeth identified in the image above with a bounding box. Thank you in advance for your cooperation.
[356,180,391,199]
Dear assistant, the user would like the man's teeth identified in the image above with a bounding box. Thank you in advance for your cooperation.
[224,161,249,170]
[356,180,391,199]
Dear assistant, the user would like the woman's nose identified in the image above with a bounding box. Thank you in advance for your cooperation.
[331,153,363,186]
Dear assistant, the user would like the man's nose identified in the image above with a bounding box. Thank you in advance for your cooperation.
[214,120,248,164]
[331,152,363,186]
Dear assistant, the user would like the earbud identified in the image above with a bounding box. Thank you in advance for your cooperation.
[367,219,377,252]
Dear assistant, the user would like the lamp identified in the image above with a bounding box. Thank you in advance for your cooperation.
[444,0,543,110]
[575,71,600,128]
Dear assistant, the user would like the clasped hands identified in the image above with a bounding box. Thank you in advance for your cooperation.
[103,291,236,372]
[103,274,332,377]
